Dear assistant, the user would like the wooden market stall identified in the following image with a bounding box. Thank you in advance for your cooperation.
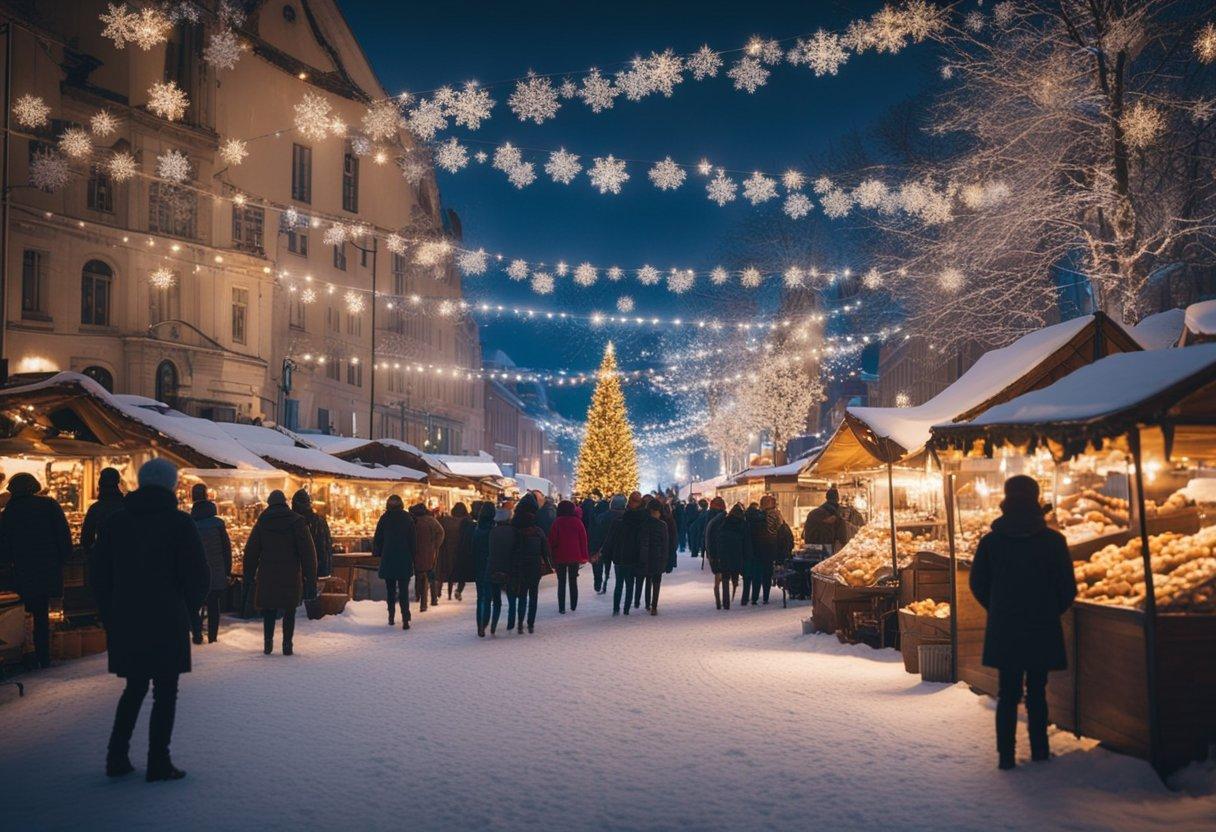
[717,456,828,531]
[930,345,1216,774]
[320,437,493,509]
[808,313,1142,644]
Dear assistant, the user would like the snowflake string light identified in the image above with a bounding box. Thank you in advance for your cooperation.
[573,263,598,287]
[614,64,650,102]
[647,157,686,191]
[405,97,447,140]
[853,179,889,209]
[131,7,171,49]
[530,272,555,295]
[507,259,529,281]
[965,10,986,33]
[292,92,332,141]
[99,4,137,49]
[107,150,137,182]
[558,79,578,99]
[508,73,561,124]
[13,94,50,128]
[606,266,624,282]
[748,38,784,65]
[904,0,949,42]
[361,100,401,141]
[300,288,317,305]
[328,115,347,137]
[706,171,738,206]
[588,155,629,194]
[727,57,768,93]
[204,28,243,71]
[450,82,495,130]
[492,143,523,173]
[147,80,189,121]
[156,149,191,183]
[554,261,569,277]
[862,267,884,289]
[398,154,431,185]
[322,224,348,247]
[149,266,177,289]
[544,149,582,184]
[507,162,536,189]
[578,69,619,113]
[667,269,695,294]
[939,267,965,292]
[58,128,92,159]
[789,30,850,77]
[385,233,406,255]
[710,266,729,285]
[1121,101,1165,149]
[637,265,661,285]
[820,188,853,218]
[640,50,685,97]
[782,170,806,191]
[1195,23,1216,63]
[688,45,723,81]
[437,299,457,317]
[29,150,69,192]
[740,267,762,288]
[434,138,469,173]
[616,295,635,313]
[414,240,452,267]
[783,193,813,220]
[214,138,248,167]
[782,267,805,289]
[283,207,302,229]
[742,172,778,204]
[458,248,489,276]
[473,150,488,165]
[90,110,119,138]
[344,291,366,315]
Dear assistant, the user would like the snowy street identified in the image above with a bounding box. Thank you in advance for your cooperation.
[1,564,1213,832]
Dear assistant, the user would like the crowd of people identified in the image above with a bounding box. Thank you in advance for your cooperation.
[0,456,1072,775]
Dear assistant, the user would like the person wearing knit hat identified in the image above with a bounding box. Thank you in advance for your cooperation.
[970,474,1076,771]
[0,472,71,669]
[243,488,318,656]
[291,488,333,579]
[90,458,209,781]
[700,497,731,609]
[188,481,232,645]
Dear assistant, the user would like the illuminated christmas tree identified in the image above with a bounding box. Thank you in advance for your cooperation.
[575,342,639,495]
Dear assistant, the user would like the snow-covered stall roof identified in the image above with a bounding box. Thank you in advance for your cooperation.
[0,373,276,470]
[512,473,554,496]
[305,434,447,477]
[1185,300,1216,336]
[1130,308,1185,350]
[930,343,1216,455]
[219,424,418,481]
[680,474,729,500]
[434,451,503,479]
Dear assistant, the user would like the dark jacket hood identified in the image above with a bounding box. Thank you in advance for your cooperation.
[256,502,300,530]
[409,503,430,517]
[991,506,1048,538]
[557,500,577,517]
[191,500,218,520]
[124,486,178,515]
[291,489,313,513]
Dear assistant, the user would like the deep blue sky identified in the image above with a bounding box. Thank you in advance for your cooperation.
[340,0,935,426]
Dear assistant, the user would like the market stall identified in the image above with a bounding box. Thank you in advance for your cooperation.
[317,436,488,510]
[716,455,828,529]
[808,313,1142,643]
[434,452,507,506]
[930,344,1216,774]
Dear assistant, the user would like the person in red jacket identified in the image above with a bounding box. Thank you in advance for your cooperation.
[548,499,589,613]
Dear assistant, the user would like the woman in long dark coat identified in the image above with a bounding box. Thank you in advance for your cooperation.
[970,475,1076,770]
[244,490,318,656]
[471,502,497,637]
[91,459,209,781]
[510,494,552,634]
[638,498,671,615]
[374,494,415,629]
[717,504,751,608]
[449,502,477,599]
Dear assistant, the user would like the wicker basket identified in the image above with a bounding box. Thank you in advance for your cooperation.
[918,643,953,683]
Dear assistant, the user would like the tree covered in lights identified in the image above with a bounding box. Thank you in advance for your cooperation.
[574,342,639,495]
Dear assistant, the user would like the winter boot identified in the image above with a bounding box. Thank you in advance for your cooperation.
[388,609,395,626]
[263,635,273,655]
[146,760,186,782]
[106,755,135,778]
[478,626,486,637]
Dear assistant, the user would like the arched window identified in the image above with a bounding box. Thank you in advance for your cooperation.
[81,366,114,392]
[155,360,179,407]
[81,260,113,326]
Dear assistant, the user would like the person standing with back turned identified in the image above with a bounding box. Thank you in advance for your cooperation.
[969,475,1076,770]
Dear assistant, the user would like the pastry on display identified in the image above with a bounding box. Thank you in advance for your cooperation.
[1073,526,1216,612]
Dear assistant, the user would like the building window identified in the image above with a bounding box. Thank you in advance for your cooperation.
[149,181,197,238]
[289,296,306,330]
[82,365,114,392]
[150,279,181,324]
[87,168,114,213]
[81,259,113,326]
[155,360,179,407]
[163,21,203,125]
[291,144,312,203]
[391,253,407,294]
[287,227,308,256]
[333,243,346,271]
[360,247,370,268]
[231,205,265,254]
[21,249,50,320]
[346,312,362,337]
[317,407,330,433]
[347,360,363,387]
[324,359,340,381]
[326,305,340,333]
[342,144,359,212]
[231,287,249,344]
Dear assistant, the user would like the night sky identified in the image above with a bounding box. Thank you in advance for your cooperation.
[339,0,935,428]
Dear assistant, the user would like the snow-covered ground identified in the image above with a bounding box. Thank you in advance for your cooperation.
[1,563,1213,832]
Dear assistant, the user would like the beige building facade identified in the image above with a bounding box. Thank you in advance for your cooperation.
[1,0,482,450]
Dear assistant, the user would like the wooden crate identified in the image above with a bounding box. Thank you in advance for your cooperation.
[898,551,951,608]
[898,609,951,674]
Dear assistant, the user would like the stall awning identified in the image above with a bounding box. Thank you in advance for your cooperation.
[219,424,422,481]
[929,343,1216,460]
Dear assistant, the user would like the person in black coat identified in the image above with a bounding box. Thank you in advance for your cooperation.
[685,499,705,560]
[189,483,232,645]
[374,494,415,629]
[717,504,752,607]
[81,467,126,555]
[970,475,1076,770]
[590,496,621,593]
[91,459,209,782]
[510,494,553,634]
[700,498,728,608]
[292,489,333,578]
[471,502,497,637]
[604,493,646,615]
[638,498,671,615]
[579,490,601,535]
[487,504,519,633]
[0,472,72,668]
